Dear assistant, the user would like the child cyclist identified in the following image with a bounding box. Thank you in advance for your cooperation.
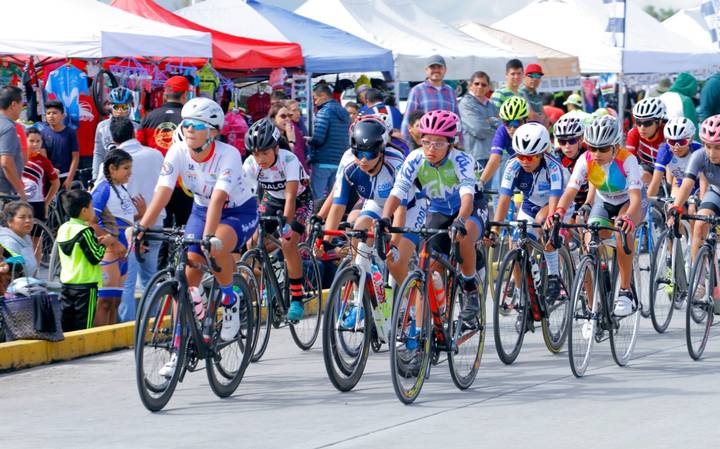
[553,114,590,219]
[138,97,258,344]
[380,110,487,322]
[648,117,703,200]
[243,118,312,322]
[550,116,645,317]
[490,122,571,299]
[626,97,667,185]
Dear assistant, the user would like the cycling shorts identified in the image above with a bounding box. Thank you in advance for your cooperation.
[185,198,259,254]
[257,189,313,235]
[360,197,428,246]
[588,192,647,227]
[425,193,487,256]
[699,188,720,216]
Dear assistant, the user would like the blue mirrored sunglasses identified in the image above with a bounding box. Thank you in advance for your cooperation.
[181,119,210,131]
[351,149,380,160]
[504,119,524,129]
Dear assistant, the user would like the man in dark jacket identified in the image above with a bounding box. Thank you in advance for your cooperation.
[308,83,350,201]
[698,72,720,123]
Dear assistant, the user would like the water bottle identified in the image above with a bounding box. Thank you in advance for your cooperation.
[271,255,284,286]
[189,286,207,320]
[432,271,446,315]
[406,306,418,350]
[370,263,385,306]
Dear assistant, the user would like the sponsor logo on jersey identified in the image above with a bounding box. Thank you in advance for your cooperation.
[153,121,178,150]
[160,161,174,176]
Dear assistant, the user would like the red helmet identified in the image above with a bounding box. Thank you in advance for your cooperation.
[418,110,459,141]
[700,114,720,145]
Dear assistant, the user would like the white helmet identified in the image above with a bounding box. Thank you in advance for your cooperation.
[512,122,550,156]
[663,116,696,140]
[181,97,225,129]
[553,114,584,138]
[632,97,666,121]
[584,115,620,147]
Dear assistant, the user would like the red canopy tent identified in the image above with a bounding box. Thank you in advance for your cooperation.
[111,0,303,72]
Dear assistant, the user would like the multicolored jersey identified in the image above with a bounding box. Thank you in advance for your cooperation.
[157,141,254,209]
[568,148,643,206]
[554,147,589,205]
[626,125,665,167]
[45,65,89,129]
[392,148,476,216]
[333,148,412,206]
[242,149,309,200]
[685,149,720,193]
[91,179,135,247]
[654,141,702,188]
[500,154,569,216]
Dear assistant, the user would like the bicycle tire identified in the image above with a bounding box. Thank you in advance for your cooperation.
[322,266,372,392]
[686,245,714,360]
[609,254,641,367]
[568,257,597,378]
[649,230,675,334]
[289,243,323,350]
[46,240,61,282]
[206,273,254,398]
[389,270,432,404]
[240,249,273,362]
[135,280,186,412]
[635,224,652,319]
[541,247,573,353]
[493,248,527,365]
[134,269,173,342]
[235,262,260,356]
[31,219,55,270]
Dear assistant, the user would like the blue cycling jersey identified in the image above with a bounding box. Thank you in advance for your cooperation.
[333,147,412,206]
[499,154,569,216]
[654,141,702,188]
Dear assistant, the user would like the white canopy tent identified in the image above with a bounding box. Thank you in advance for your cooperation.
[296,0,535,82]
[0,0,212,58]
[663,7,714,50]
[493,0,720,74]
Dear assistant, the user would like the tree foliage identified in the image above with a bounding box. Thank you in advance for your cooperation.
[644,5,678,22]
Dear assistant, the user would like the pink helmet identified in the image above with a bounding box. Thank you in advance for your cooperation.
[700,114,720,145]
[418,110,459,141]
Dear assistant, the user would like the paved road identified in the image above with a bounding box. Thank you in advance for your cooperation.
[2,310,720,449]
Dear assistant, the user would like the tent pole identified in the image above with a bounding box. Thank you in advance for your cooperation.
[618,72,625,146]
[307,72,313,137]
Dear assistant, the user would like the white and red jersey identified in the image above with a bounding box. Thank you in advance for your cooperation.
[22,153,58,202]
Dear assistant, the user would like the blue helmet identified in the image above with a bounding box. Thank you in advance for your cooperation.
[109,87,133,105]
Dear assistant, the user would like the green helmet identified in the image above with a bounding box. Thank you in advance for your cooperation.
[499,96,529,121]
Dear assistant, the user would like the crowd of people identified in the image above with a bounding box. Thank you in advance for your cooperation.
[2,52,720,348]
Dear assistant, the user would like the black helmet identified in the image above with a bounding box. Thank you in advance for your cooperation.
[350,119,386,155]
[245,118,281,152]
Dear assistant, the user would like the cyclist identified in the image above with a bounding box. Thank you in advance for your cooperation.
[380,110,487,322]
[491,122,571,298]
[553,114,590,218]
[648,116,702,199]
[93,86,138,180]
[138,97,258,343]
[551,115,645,317]
[626,97,667,184]
[243,118,312,322]
[478,96,530,190]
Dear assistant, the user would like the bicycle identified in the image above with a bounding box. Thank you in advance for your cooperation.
[635,198,666,318]
[133,228,254,412]
[563,221,640,377]
[682,214,720,360]
[240,214,323,362]
[490,219,574,364]
[383,224,487,404]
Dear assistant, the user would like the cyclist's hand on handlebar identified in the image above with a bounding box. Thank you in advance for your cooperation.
[451,217,467,237]
[204,235,223,252]
[615,215,635,234]
[309,215,324,227]
[378,216,392,233]
[666,205,682,228]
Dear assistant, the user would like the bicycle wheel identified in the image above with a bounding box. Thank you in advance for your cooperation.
[236,262,259,354]
[240,249,272,362]
[134,269,173,342]
[493,248,527,365]
[322,266,372,391]
[568,257,597,378]
[487,232,511,300]
[135,280,186,412]
[609,254,641,367]
[448,268,486,390]
[46,241,61,282]
[289,243,323,350]
[206,274,254,398]
[686,245,714,360]
[389,271,432,404]
[649,231,675,333]
[541,247,573,353]
[635,224,652,319]
[31,219,54,270]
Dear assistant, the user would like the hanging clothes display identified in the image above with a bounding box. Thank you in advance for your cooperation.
[45,64,89,129]
[77,92,100,160]
[197,63,219,99]
[247,89,270,123]
[222,107,249,156]
[22,58,44,123]
[0,61,21,86]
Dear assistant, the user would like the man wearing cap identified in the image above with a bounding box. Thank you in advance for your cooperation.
[563,93,592,125]
[519,63,549,127]
[401,55,459,143]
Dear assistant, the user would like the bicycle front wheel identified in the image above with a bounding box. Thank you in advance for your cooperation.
[135,281,186,412]
[289,243,323,350]
[46,241,61,282]
[389,271,432,404]
[686,245,715,360]
[609,254,641,367]
[493,248,527,365]
[568,257,597,378]
[240,249,272,362]
[649,231,675,334]
[31,219,55,270]
[447,270,486,390]
[541,247,573,353]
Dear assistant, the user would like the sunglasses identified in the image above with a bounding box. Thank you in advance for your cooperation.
[668,138,689,147]
[472,81,489,87]
[181,119,211,131]
[516,154,539,162]
[587,145,614,153]
[504,119,525,129]
[421,139,450,149]
[636,119,657,128]
[557,137,578,146]
[351,149,380,160]
[111,104,129,112]
[527,73,542,79]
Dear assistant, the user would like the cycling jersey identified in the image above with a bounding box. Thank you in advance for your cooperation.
[654,141,702,187]
[157,141,255,209]
[568,148,643,206]
[554,148,589,205]
[392,148,476,216]
[92,179,135,246]
[333,147,410,207]
[242,149,309,200]
[626,125,666,167]
[499,154,569,216]
[685,149,720,193]
[490,125,514,157]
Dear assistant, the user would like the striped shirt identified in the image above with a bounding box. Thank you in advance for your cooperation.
[401,80,459,143]
[490,86,519,109]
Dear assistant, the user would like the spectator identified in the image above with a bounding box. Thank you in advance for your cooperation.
[345,101,360,124]
[0,86,26,199]
[660,72,699,136]
[0,201,38,277]
[98,117,163,323]
[543,94,565,126]
[459,71,499,166]
[365,88,402,131]
[564,93,592,125]
[519,63,549,127]
[307,83,350,201]
[269,102,309,173]
[407,110,426,149]
[699,72,720,122]
[490,59,524,108]
[382,92,404,134]
[356,84,370,114]
[41,101,79,191]
[649,77,672,98]
[286,99,307,136]
[93,87,138,180]
[23,128,59,223]
[401,55,459,143]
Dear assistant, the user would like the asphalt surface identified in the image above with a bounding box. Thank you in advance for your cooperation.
[2,306,720,449]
